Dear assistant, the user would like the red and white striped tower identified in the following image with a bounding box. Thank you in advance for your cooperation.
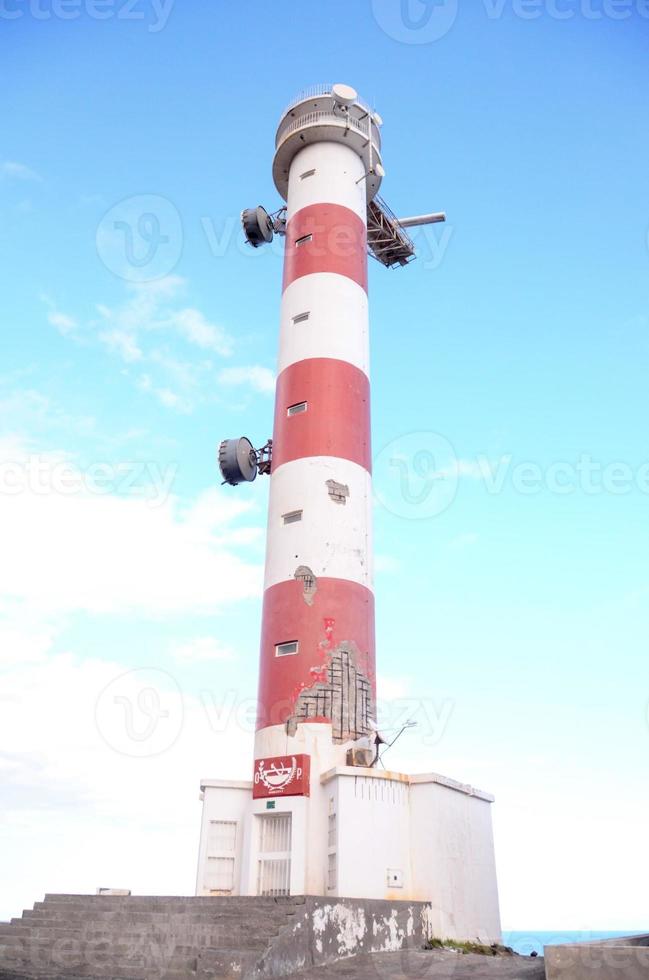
[254,85,384,775]
[201,91,500,924]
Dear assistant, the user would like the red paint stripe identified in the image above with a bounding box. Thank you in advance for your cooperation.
[256,577,376,731]
[272,358,371,472]
[282,203,368,293]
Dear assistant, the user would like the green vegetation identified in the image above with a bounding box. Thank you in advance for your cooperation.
[424,938,515,957]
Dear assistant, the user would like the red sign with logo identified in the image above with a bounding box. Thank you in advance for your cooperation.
[253,754,311,799]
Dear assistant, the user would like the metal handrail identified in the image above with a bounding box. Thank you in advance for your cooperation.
[280,84,373,120]
[276,109,374,150]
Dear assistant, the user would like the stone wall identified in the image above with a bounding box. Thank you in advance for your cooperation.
[545,935,649,980]
[258,897,437,978]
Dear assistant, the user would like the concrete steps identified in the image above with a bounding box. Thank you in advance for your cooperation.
[0,894,305,979]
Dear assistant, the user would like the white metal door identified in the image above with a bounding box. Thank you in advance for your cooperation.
[257,813,292,896]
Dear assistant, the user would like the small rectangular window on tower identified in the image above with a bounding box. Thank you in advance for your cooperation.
[287,401,307,417]
[292,312,310,324]
[275,641,299,657]
[300,169,316,180]
[295,234,312,247]
[282,510,303,525]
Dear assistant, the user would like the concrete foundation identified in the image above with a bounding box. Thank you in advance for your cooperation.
[0,893,506,980]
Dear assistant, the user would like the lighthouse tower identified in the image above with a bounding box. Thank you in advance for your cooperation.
[196,85,501,944]
[256,83,377,781]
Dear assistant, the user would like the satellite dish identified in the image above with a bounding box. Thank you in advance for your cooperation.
[332,83,357,107]
[372,112,383,127]
[218,437,258,486]
[241,206,274,248]
[374,163,386,178]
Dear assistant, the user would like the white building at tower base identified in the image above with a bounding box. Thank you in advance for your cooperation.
[196,723,501,945]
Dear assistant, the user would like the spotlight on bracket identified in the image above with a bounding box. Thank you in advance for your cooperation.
[241,206,287,248]
[218,437,272,486]
[241,206,274,248]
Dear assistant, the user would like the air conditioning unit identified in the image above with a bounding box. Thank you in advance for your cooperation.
[346,748,374,768]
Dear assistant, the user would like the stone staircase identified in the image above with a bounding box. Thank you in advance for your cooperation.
[0,894,308,980]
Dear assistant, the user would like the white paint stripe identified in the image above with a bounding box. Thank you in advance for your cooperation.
[287,143,367,223]
[278,273,369,377]
[254,722,350,772]
[264,456,374,592]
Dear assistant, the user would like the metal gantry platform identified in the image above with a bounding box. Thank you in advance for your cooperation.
[366,195,417,268]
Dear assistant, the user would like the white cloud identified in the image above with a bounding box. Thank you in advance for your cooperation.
[96,278,233,358]
[0,613,57,667]
[136,373,190,414]
[157,387,186,411]
[217,365,275,395]
[47,311,77,336]
[0,439,262,918]
[173,308,232,356]
[99,328,143,363]
[172,637,234,663]
[88,279,236,411]
[0,643,255,920]
[0,442,263,616]
[0,391,95,438]
[2,160,42,182]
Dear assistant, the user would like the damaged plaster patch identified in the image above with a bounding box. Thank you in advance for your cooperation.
[371,910,406,952]
[289,643,374,742]
[312,904,367,957]
[406,909,415,937]
[326,479,350,504]
[420,904,438,942]
[294,565,317,606]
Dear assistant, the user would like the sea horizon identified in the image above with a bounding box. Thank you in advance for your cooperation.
[503,931,647,957]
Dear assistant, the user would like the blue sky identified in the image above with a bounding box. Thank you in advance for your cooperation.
[1,0,648,932]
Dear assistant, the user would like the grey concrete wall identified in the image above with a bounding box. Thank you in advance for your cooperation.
[258,897,441,978]
[545,935,649,980]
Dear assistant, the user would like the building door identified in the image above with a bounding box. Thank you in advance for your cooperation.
[256,813,292,896]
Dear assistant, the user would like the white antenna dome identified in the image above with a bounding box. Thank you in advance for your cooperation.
[331,83,357,106]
